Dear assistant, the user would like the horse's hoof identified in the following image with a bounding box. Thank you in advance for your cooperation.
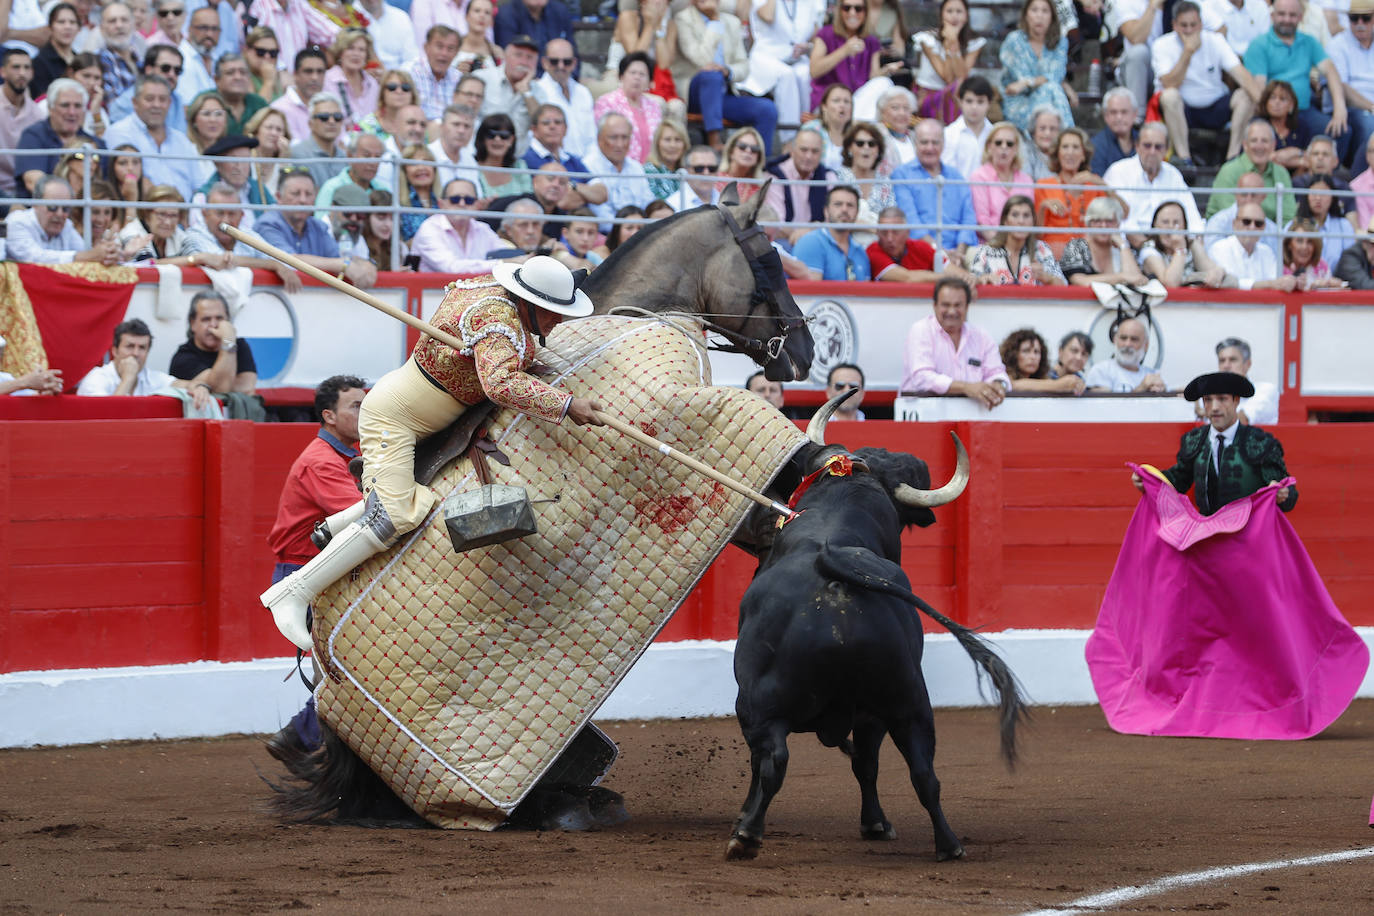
[725,833,761,861]
[936,844,965,862]
[584,787,630,828]
[860,821,897,841]
[264,725,312,778]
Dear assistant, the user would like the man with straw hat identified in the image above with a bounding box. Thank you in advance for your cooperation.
[261,256,601,651]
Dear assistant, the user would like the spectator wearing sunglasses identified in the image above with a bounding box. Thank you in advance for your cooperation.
[147,0,188,50]
[358,0,420,71]
[533,38,594,160]
[243,26,284,101]
[1205,202,1300,290]
[1103,121,1204,248]
[4,175,122,265]
[288,91,348,189]
[109,45,189,131]
[245,0,343,74]
[824,363,867,421]
[473,112,533,200]
[1327,0,1374,177]
[664,144,720,211]
[411,176,503,272]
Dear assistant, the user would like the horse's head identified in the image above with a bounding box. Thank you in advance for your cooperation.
[715,181,815,382]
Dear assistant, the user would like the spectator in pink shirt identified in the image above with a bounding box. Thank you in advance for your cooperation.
[901,276,1012,409]
[410,176,501,272]
[1352,134,1374,235]
[592,52,664,165]
[969,120,1033,242]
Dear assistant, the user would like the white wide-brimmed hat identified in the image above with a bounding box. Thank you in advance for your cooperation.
[493,255,594,317]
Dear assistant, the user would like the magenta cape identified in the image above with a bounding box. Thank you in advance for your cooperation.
[1085,465,1369,740]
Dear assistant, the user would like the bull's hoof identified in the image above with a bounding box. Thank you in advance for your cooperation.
[505,788,596,832]
[860,821,897,841]
[725,832,762,861]
[935,844,965,862]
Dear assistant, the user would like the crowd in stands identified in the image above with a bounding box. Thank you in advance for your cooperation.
[5,0,1374,400]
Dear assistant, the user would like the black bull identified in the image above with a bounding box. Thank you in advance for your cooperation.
[726,428,1027,861]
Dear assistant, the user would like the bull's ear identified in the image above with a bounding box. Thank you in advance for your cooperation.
[719,181,740,206]
[737,177,771,227]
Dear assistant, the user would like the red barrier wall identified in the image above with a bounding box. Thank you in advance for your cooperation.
[2,419,1370,674]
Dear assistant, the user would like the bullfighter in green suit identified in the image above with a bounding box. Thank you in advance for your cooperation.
[1132,372,1297,515]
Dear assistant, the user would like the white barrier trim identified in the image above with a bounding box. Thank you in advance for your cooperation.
[3,628,1372,748]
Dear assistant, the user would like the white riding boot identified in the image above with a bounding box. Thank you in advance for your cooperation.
[261,521,387,651]
[311,498,366,549]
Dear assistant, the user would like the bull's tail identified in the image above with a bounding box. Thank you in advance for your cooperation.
[262,724,430,828]
[816,546,1028,769]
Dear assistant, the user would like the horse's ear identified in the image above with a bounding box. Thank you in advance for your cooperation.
[736,177,771,227]
[719,181,740,206]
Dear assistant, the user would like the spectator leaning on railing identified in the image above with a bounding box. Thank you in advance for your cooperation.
[4,175,121,265]
[901,275,1011,409]
[1059,196,1150,287]
[1205,201,1300,290]
[1000,327,1085,394]
[793,185,870,280]
[256,167,379,288]
[1202,170,1280,259]
[411,176,501,273]
[968,194,1067,286]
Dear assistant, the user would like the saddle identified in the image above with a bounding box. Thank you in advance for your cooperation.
[347,400,503,488]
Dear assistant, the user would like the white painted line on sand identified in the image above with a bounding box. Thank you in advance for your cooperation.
[1017,845,1374,916]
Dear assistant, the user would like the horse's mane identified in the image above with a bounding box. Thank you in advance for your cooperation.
[589,204,717,281]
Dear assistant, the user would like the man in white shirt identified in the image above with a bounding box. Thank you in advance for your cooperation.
[410,177,501,272]
[665,145,720,211]
[582,112,654,231]
[1108,0,1165,112]
[1104,121,1206,246]
[1203,170,1281,257]
[1202,0,1271,55]
[1328,0,1374,176]
[531,39,595,160]
[943,76,994,181]
[177,6,222,104]
[1153,1,1262,166]
[1084,317,1168,392]
[427,103,481,190]
[5,176,121,265]
[1206,202,1300,289]
[76,318,211,410]
[474,35,541,153]
[1216,335,1279,424]
[360,0,419,70]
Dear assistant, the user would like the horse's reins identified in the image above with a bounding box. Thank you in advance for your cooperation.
[707,204,811,362]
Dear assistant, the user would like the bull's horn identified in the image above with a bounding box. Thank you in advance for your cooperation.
[894,432,970,507]
[805,388,858,444]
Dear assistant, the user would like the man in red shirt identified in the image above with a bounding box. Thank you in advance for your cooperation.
[267,375,367,583]
[265,374,366,766]
[867,206,946,284]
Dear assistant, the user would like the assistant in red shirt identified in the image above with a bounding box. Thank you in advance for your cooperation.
[267,375,368,576]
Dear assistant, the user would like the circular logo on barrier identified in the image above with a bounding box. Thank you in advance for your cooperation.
[236,288,298,383]
[804,299,859,385]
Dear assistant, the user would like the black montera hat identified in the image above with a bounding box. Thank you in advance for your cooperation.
[1183,372,1255,402]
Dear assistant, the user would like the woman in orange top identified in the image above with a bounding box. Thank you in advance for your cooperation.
[1034,127,1117,258]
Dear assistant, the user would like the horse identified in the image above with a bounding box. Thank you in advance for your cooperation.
[265,182,816,831]
[584,181,814,384]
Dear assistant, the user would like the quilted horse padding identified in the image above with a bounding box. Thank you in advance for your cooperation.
[311,316,807,828]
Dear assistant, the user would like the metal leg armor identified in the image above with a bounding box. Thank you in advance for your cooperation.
[261,494,398,651]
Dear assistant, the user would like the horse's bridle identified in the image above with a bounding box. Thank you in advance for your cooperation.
[703,204,810,362]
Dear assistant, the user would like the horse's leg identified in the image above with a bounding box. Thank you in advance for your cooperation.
[726,720,790,860]
[887,717,963,861]
[851,716,896,841]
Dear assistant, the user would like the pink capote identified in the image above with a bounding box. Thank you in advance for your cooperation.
[1086,464,1369,740]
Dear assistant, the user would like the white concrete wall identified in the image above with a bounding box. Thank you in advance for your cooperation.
[4,629,1371,748]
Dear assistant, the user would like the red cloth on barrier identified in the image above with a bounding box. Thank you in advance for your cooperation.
[18,262,138,393]
[0,395,182,419]
[1085,464,1369,740]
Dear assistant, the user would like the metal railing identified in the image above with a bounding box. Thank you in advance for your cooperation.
[2,144,1359,275]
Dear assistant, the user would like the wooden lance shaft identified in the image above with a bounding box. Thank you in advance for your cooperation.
[219,222,468,352]
[222,223,795,519]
